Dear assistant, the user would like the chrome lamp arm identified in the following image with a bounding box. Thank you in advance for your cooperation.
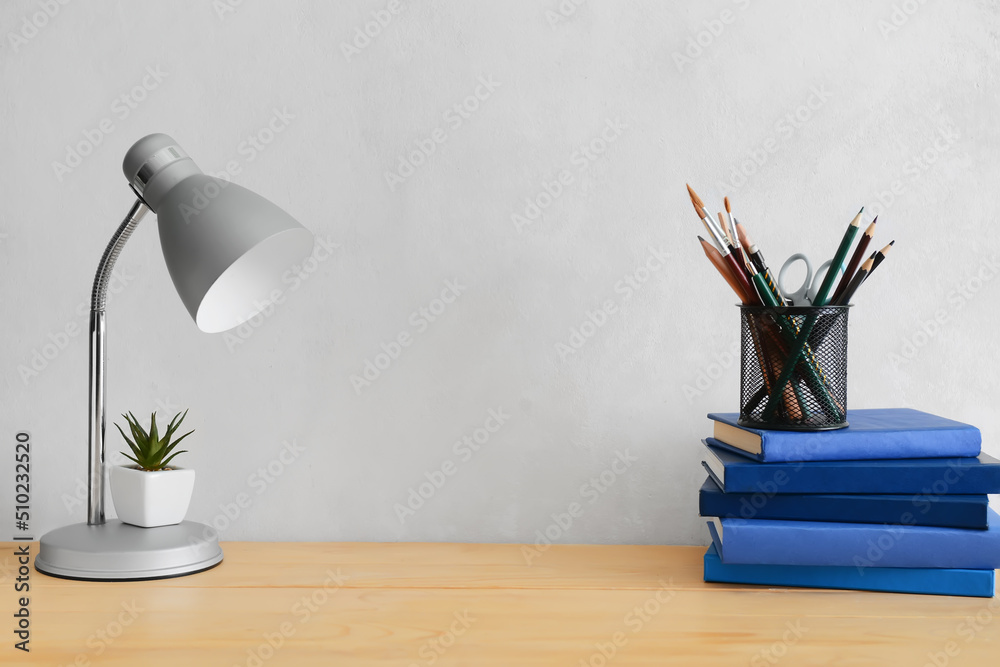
[87,198,150,525]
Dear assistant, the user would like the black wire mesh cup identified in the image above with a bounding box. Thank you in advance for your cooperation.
[739,305,849,431]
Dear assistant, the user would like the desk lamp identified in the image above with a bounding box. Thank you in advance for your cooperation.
[35,133,314,580]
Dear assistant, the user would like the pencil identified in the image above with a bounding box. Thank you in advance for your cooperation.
[838,240,894,305]
[735,221,766,273]
[743,249,779,308]
[699,235,750,303]
[736,219,784,303]
[813,207,864,306]
[870,239,895,272]
[831,216,877,303]
[834,256,874,306]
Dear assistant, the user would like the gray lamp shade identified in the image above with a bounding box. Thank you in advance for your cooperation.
[122,134,314,333]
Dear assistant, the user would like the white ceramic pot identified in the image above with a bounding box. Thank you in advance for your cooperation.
[110,465,196,528]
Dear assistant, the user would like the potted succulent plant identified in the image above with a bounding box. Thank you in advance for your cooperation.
[110,410,196,528]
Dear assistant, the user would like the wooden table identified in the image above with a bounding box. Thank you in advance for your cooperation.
[2,542,998,665]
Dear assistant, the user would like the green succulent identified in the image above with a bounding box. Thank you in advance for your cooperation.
[115,410,194,471]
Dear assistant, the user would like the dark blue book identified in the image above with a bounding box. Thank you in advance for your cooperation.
[706,508,1000,569]
[708,408,981,462]
[703,544,995,598]
[698,476,989,529]
[702,440,1000,495]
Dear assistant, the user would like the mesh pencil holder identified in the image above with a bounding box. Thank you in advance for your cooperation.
[738,305,850,431]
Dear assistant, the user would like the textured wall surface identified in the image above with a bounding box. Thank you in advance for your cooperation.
[2,0,998,545]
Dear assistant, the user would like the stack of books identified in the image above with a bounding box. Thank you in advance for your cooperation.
[699,408,1000,597]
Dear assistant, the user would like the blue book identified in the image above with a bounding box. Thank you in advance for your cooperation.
[698,476,989,529]
[702,440,1000,495]
[703,544,995,598]
[706,508,1000,569]
[708,408,981,462]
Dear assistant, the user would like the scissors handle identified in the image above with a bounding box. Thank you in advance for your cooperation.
[809,259,843,304]
[777,253,813,305]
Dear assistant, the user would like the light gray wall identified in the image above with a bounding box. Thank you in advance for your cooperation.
[2,0,998,545]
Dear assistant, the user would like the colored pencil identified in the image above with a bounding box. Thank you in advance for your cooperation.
[834,256,873,306]
[813,208,864,306]
[871,239,895,272]
[736,219,784,304]
[831,217,877,303]
[743,249,779,308]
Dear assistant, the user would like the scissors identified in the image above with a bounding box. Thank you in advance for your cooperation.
[777,253,845,305]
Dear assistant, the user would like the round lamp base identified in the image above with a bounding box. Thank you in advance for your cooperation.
[35,520,223,581]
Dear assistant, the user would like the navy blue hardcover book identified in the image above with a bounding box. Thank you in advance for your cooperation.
[703,544,995,598]
[707,408,981,462]
[706,508,1000,569]
[698,476,989,529]
[702,440,1000,495]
